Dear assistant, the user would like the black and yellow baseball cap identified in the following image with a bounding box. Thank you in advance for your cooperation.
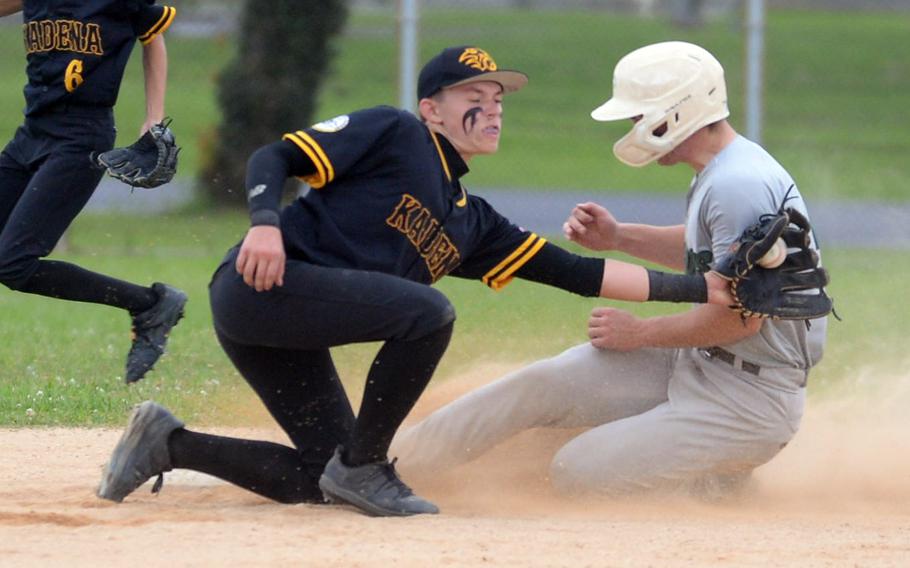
[417,46,528,100]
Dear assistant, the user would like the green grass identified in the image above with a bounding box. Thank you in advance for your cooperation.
[1,8,908,199]
[0,209,903,426]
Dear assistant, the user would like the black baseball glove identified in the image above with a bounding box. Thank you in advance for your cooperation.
[94,119,179,189]
[713,205,833,321]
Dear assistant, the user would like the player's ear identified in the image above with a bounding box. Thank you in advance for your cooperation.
[418,98,442,125]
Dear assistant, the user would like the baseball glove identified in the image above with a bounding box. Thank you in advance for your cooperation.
[713,206,833,320]
[94,119,179,189]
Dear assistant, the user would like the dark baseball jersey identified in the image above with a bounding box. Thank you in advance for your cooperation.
[20,0,176,116]
[279,106,546,289]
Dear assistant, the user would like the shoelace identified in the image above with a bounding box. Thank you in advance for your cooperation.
[387,458,414,497]
[151,473,165,495]
[365,458,414,498]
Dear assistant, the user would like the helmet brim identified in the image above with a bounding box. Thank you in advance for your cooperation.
[590,97,643,122]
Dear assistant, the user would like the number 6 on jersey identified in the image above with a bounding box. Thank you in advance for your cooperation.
[65,58,84,93]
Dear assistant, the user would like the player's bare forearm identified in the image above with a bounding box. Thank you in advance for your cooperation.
[639,305,761,348]
[588,304,761,351]
[615,223,686,271]
[0,0,22,17]
[141,35,168,132]
[598,260,650,302]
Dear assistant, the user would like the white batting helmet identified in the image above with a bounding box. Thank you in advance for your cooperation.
[591,41,729,167]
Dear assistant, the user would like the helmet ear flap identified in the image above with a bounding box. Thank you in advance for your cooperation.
[612,111,676,166]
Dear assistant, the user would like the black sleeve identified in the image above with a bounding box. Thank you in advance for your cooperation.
[513,242,604,297]
[450,195,603,293]
[245,140,317,227]
[128,3,176,44]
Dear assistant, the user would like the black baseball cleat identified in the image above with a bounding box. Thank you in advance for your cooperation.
[318,447,439,517]
[125,283,187,383]
[97,401,184,503]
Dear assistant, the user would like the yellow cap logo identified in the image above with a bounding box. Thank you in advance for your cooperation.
[458,48,498,72]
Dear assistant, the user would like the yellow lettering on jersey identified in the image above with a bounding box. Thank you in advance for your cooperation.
[56,20,74,51]
[386,194,461,282]
[386,194,422,233]
[417,230,441,256]
[83,24,103,55]
[23,22,36,52]
[39,20,54,51]
[64,59,84,93]
[407,208,432,243]
[23,20,104,56]
[24,21,39,51]
[69,21,84,52]
[425,235,461,280]
[416,218,439,249]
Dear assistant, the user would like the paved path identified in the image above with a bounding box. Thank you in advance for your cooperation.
[86,180,910,249]
[479,188,910,250]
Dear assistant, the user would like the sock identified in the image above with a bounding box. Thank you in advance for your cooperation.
[343,321,454,466]
[168,429,325,504]
[21,260,157,313]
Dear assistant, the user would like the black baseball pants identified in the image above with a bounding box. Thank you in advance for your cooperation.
[166,249,455,503]
[0,107,156,313]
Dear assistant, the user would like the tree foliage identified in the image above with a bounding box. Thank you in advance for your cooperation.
[199,0,348,206]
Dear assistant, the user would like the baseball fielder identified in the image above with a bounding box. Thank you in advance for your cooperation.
[392,41,828,497]
[0,0,185,383]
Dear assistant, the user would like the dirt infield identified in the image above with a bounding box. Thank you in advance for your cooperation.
[2,364,909,567]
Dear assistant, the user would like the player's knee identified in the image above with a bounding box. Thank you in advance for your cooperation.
[549,442,643,497]
[549,451,601,497]
[399,287,455,341]
[0,251,38,291]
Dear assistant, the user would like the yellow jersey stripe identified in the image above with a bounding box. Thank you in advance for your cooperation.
[301,173,324,188]
[486,236,547,291]
[283,133,328,188]
[140,6,176,44]
[481,234,546,289]
[482,234,539,286]
[295,131,335,184]
[429,132,452,182]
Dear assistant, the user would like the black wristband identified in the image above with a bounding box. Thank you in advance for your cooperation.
[647,269,708,303]
[250,209,281,227]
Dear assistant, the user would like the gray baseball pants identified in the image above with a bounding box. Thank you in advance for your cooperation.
[391,343,805,496]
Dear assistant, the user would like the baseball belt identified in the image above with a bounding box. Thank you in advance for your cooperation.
[700,346,761,377]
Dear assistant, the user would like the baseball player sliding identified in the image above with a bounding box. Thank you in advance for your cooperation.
[391,41,829,497]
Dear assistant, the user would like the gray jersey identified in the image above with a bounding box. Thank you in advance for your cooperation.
[684,136,827,389]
